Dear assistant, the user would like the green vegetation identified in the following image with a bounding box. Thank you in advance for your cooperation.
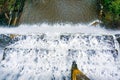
[0,0,25,26]
[100,0,120,29]
[103,0,120,15]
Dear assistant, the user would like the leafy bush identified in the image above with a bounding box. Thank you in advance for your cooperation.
[101,0,120,28]
[109,0,120,20]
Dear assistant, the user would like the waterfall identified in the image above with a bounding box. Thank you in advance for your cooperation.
[0,24,120,80]
[0,0,120,79]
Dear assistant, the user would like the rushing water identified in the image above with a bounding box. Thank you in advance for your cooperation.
[0,23,120,80]
[0,0,120,79]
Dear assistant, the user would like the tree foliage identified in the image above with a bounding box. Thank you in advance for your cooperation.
[109,0,120,20]
[101,0,120,28]
[0,0,25,26]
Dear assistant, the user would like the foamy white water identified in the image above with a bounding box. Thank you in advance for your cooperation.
[0,22,120,35]
[0,23,120,80]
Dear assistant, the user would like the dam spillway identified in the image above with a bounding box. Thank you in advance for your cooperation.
[0,32,120,80]
[0,0,120,79]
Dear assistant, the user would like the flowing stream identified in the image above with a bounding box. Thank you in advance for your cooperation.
[0,24,120,80]
[0,0,120,80]
[19,0,97,24]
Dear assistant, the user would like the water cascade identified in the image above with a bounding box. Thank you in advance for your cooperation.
[0,0,120,80]
[0,24,120,80]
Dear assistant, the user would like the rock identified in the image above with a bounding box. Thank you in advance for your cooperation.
[71,61,90,80]
[115,34,120,44]
[0,34,12,47]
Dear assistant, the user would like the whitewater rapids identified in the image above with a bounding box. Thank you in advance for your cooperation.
[0,23,120,80]
[0,22,120,34]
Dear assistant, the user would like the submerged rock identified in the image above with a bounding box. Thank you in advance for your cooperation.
[115,34,120,44]
[0,34,12,47]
